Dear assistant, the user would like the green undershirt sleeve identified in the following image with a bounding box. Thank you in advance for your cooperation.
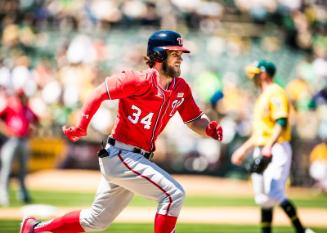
[276,118,287,128]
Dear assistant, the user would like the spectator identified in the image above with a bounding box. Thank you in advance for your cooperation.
[0,88,39,206]
[309,139,327,193]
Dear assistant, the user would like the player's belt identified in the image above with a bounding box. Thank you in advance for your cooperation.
[107,137,154,160]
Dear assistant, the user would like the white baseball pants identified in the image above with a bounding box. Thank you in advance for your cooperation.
[80,144,185,232]
[251,142,292,208]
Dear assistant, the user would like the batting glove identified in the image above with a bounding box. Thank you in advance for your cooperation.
[205,121,223,141]
[62,126,86,142]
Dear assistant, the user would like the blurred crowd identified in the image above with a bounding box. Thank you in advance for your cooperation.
[0,0,326,186]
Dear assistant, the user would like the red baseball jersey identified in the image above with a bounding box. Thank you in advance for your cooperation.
[0,96,39,137]
[105,68,203,152]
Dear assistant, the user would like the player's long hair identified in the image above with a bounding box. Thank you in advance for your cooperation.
[144,56,155,68]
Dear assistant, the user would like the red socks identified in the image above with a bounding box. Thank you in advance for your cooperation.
[33,211,176,233]
[154,213,177,233]
[34,210,84,233]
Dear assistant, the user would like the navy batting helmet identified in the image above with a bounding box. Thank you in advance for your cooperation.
[147,30,190,62]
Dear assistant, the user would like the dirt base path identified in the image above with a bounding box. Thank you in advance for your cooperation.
[1,170,326,226]
[24,170,320,197]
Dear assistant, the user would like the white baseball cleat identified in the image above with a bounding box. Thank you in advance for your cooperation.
[305,229,316,233]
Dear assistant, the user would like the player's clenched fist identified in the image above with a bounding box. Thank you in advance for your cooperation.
[62,126,86,142]
[205,121,223,141]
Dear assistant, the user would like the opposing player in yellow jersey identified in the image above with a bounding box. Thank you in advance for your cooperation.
[231,60,314,233]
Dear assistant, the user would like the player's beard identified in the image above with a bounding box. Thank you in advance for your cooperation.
[162,60,181,78]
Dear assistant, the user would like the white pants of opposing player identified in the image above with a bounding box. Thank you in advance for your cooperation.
[79,145,185,232]
[251,142,292,208]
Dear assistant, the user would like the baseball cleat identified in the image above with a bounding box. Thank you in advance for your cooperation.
[305,229,316,233]
[20,216,40,233]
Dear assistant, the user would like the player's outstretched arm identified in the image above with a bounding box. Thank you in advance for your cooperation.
[63,82,109,142]
[231,135,255,165]
[186,114,223,141]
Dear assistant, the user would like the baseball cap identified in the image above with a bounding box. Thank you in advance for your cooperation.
[245,59,276,78]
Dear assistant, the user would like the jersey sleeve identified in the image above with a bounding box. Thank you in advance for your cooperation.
[270,90,289,120]
[178,82,203,123]
[104,70,145,100]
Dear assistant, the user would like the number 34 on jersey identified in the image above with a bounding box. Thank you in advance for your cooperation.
[128,105,154,130]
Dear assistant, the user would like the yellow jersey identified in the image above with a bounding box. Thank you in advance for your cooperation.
[253,83,291,146]
[310,143,327,162]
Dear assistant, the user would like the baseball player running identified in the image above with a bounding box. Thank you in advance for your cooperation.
[20,30,223,233]
[231,60,314,233]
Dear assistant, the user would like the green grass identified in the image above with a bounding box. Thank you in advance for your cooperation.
[1,221,326,233]
[7,189,327,208]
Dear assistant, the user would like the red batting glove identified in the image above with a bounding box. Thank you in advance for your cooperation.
[205,121,223,141]
[62,126,87,142]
